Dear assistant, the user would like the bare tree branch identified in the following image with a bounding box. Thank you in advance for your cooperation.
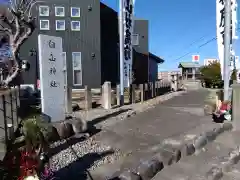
[0,23,11,34]
[0,0,38,87]
[13,17,20,43]
[0,15,13,33]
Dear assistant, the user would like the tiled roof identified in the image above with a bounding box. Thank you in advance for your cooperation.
[178,62,201,68]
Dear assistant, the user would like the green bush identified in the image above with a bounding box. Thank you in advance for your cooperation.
[200,61,237,88]
[200,62,223,88]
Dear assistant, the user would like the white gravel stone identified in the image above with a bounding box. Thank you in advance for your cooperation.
[50,137,124,172]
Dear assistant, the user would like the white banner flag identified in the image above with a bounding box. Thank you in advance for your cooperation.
[216,0,237,79]
[123,0,134,87]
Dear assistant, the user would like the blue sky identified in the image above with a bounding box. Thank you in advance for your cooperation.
[101,0,240,71]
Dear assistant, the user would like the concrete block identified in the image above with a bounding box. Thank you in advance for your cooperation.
[71,118,87,134]
[222,123,233,131]
[203,130,217,142]
[181,143,195,157]
[134,159,163,180]
[193,135,207,150]
[213,126,224,136]
[54,122,74,139]
[154,150,175,166]
[160,144,182,163]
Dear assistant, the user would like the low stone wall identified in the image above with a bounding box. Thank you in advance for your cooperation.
[108,123,233,180]
[0,88,20,143]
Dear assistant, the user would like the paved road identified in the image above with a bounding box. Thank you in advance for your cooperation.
[92,89,219,178]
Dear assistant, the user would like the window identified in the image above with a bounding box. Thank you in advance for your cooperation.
[71,7,80,17]
[56,20,65,30]
[187,68,192,73]
[39,6,49,16]
[55,6,65,16]
[72,52,82,85]
[132,34,139,46]
[39,20,49,30]
[71,21,80,31]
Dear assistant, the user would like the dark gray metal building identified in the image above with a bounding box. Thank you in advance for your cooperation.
[0,1,164,88]
[100,3,119,86]
[20,0,101,89]
[149,53,164,82]
[132,19,164,84]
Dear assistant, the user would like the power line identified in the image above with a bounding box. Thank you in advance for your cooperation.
[174,37,216,61]
[165,16,217,60]
[198,37,217,48]
[167,33,213,60]
[173,27,240,62]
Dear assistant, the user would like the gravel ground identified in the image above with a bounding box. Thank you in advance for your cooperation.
[50,137,124,172]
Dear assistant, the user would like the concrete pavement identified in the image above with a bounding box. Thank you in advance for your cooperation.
[91,89,227,179]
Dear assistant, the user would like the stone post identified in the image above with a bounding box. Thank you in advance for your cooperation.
[174,75,178,90]
[7,123,14,140]
[151,81,156,98]
[84,85,92,110]
[192,68,196,80]
[116,84,120,106]
[177,74,181,90]
[171,75,177,91]
[102,81,111,109]
[149,82,153,98]
[130,84,136,104]
[232,84,240,130]
[145,83,149,100]
[140,84,145,103]
[155,81,158,96]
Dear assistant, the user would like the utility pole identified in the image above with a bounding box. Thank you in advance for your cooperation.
[119,0,124,105]
[223,0,231,101]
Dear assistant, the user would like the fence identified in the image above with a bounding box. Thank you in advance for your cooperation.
[0,88,19,145]
[75,75,182,110]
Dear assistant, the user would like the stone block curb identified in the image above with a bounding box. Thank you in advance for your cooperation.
[221,147,240,173]
[133,159,164,180]
[110,122,233,180]
[193,123,233,151]
[205,146,240,180]
[206,167,223,180]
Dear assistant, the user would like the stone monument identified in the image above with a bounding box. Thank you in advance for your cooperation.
[38,34,65,122]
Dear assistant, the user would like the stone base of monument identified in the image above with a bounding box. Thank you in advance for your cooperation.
[47,117,89,143]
